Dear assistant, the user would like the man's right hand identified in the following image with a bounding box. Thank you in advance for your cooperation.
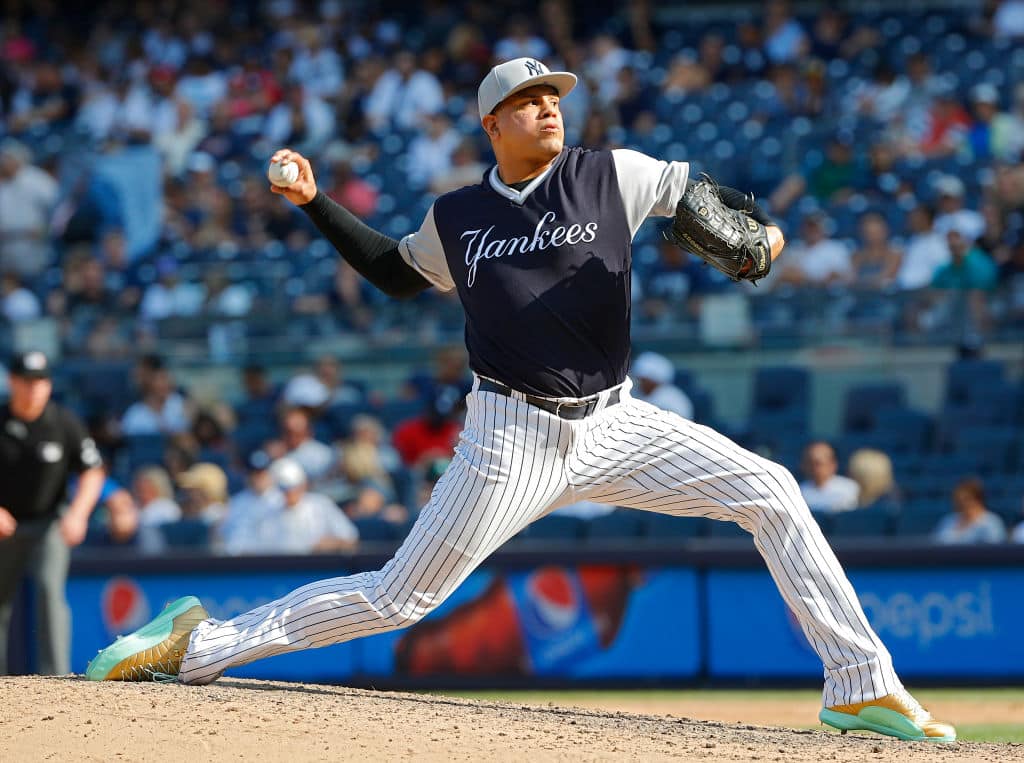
[268,148,318,206]
[0,507,17,539]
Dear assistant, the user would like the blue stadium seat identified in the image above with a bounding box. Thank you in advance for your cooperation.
[526,515,587,541]
[376,399,426,429]
[353,517,402,543]
[894,511,942,538]
[828,507,894,538]
[945,359,1005,406]
[159,520,211,549]
[753,366,810,413]
[586,510,645,541]
[122,434,167,472]
[843,383,907,432]
[705,518,753,540]
[639,512,706,539]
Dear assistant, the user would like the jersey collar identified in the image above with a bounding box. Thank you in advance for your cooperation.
[487,150,565,206]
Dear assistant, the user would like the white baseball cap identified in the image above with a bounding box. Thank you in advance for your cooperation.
[477,58,577,118]
[632,352,676,385]
[270,457,307,490]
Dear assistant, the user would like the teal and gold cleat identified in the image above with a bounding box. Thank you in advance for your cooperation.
[820,690,956,742]
[86,596,208,681]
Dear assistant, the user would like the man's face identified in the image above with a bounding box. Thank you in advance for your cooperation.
[483,85,564,164]
[803,444,836,485]
[8,375,52,420]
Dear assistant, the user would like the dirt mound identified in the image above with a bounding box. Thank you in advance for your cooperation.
[1,676,1018,762]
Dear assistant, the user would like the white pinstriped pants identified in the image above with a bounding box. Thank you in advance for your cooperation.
[180,378,902,706]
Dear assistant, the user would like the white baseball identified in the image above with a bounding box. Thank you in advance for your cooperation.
[268,159,300,187]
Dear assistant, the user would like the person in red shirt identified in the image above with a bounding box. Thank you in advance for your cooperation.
[392,389,462,467]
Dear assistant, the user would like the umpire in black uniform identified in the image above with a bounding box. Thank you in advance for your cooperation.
[0,351,104,674]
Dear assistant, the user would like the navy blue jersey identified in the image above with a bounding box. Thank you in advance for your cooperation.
[400,147,689,398]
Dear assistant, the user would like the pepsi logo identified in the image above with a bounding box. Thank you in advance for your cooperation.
[101,577,151,636]
[523,567,580,635]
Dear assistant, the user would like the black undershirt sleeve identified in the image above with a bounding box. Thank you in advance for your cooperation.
[298,191,431,299]
[684,177,777,228]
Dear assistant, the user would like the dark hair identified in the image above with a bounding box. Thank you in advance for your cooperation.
[954,477,986,505]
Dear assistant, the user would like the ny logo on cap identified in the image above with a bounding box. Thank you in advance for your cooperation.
[524,59,547,76]
[25,351,46,370]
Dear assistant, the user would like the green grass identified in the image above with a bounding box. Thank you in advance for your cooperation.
[429,687,1024,744]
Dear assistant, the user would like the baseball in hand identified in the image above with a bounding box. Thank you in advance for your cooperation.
[268,159,300,187]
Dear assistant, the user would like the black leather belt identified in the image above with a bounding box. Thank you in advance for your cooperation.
[478,379,620,420]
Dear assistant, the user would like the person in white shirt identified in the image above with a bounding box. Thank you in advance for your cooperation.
[276,407,335,483]
[630,352,694,420]
[896,204,951,290]
[235,458,359,555]
[775,213,853,287]
[364,52,444,133]
[932,175,985,242]
[0,140,59,278]
[0,271,41,322]
[933,478,1007,545]
[120,366,191,436]
[218,451,283,554]
[132,466,182,527]
[799,441,859,514]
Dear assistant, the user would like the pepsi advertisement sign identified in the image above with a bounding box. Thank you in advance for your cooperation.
[68,565,701,682]
[706,568,1024,679]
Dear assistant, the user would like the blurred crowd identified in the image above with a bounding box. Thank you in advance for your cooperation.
[1,1,1023,554]
[0,0,1023,360]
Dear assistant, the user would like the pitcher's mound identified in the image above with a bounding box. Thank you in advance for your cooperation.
[0,676,1015,762]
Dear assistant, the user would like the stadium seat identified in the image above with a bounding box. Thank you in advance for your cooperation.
[706,518,752,539]
[526,515,587,541]
[159,520,212,549]
[843,383,907,432]
[945,359,1005,407]
[893,511,942,538]
[585,510,645,542]
[753,366,810,413]
[639,512,707,539]
[828,507,894,538]
[353,517,402,543]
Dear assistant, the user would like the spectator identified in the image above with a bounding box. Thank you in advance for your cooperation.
[965,83,1024,162]
[775,214,853,288]
[393,389,462,468]
[132,466,182,527]
[917,87,971,158]
[0,271,41,322]
[175,462,229,525]
[263,82,335,158]
[851,212,902,289]
[933,477,1007,544]
[850,62,910,125]
[271,407,335,483]
[0,140,59,278]
[1011,498,1024,542]
[364,51,444,133]
[138,256,205,321]
[235,363,278,421]
[493,17,551,62]
[403,345,472,404]
[218,450,283,554]
[121,364,191,436]
[762,0,808,64]
[232,458,359,554]
[325,158,379,219]
[799,441,859,514]
[895,205,951,290]
[933,175,986,241]
[847,449,900,511]
[430,139,489,195]
[405,113,461,189]
[932,223,999,290]
[313,355,366,407]
[630,352,693,420]
[993,0,1024,38]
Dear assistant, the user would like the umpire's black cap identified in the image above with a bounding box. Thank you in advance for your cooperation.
[8,350,51,379]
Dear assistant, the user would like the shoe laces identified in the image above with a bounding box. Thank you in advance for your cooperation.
[118,653,182,682]
[894,689,932,722]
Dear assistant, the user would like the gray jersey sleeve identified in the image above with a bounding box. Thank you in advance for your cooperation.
[611,149,691,237]
[398,204,456,292]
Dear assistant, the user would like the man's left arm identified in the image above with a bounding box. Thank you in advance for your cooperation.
[61,411,105,547]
